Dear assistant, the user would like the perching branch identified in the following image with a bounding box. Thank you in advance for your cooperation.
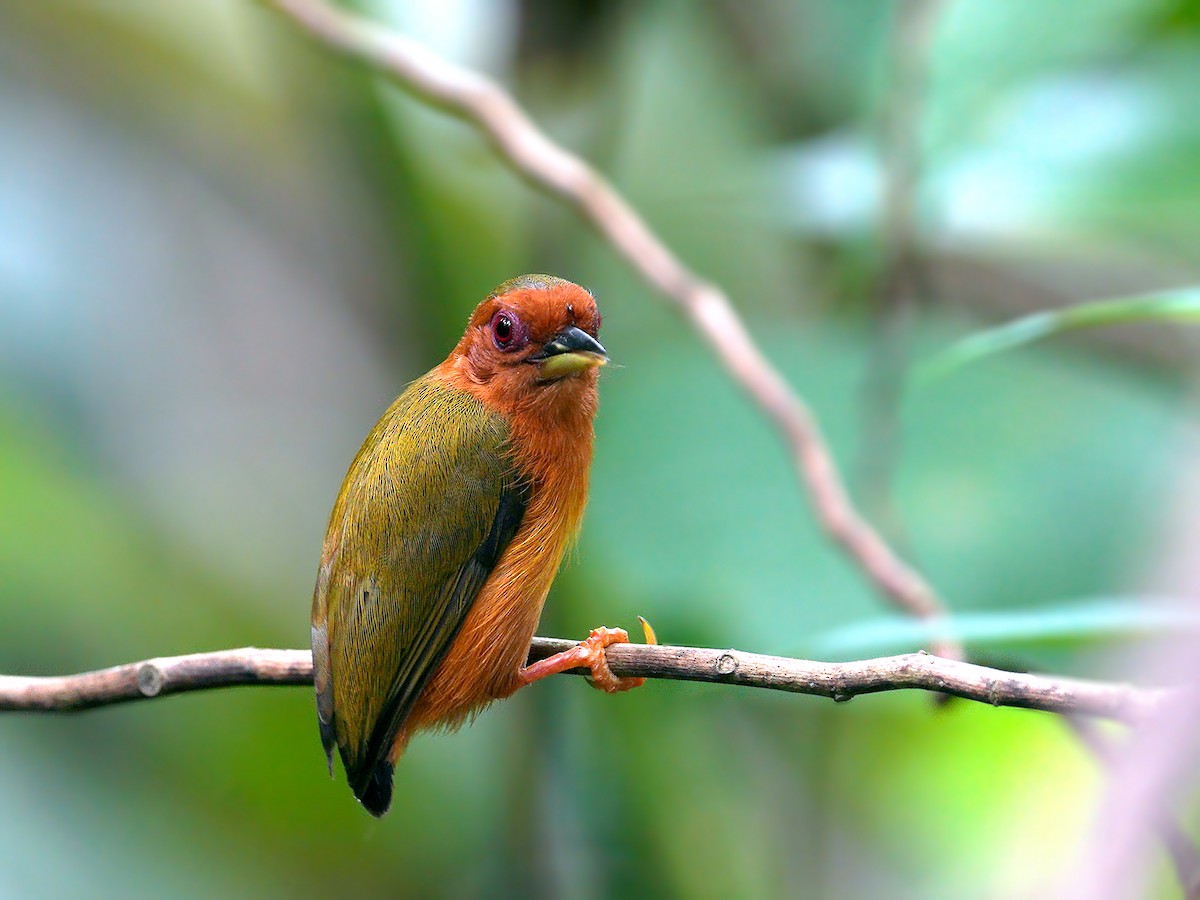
[0,640,1174,723]
[264,0,957,655]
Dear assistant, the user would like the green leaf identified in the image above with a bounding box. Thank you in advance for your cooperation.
[918,289,1200,382]
[807,597,1200,659]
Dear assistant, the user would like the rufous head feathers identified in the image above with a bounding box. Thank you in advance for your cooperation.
[445,276,606,418]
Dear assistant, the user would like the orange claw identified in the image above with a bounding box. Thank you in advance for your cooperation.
[520,619,657,693]
[637,615,658,646]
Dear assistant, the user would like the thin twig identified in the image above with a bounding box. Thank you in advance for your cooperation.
[1068,716,1200,900]
[1065,639,1200,900]
[857,0,943,542]
[1162,822,1200,900]
[0,641,1174,722]
[263,0,956,652]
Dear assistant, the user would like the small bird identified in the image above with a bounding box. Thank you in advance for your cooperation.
[311,275,650,816]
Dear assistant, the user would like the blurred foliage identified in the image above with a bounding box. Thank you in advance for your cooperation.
[1,0,1199,898]
[921,287,1200,380]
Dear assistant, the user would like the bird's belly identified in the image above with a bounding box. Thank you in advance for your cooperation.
[401,521,573,739]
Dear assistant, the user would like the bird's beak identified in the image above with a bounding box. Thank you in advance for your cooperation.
[530,326,608,380]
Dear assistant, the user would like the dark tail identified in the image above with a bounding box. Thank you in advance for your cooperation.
[354,758,394,817]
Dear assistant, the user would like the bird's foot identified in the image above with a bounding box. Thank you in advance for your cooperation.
[520,617,657,693]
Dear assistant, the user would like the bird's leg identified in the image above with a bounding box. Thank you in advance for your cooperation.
[519,617,657,693]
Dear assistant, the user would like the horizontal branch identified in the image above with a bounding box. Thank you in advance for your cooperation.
[0,639,1173,723]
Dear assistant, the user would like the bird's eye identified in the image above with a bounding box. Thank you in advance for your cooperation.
[490,310,525,351]
[495,315,512,342]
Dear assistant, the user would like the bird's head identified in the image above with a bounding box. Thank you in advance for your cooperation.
[448,275,607,415]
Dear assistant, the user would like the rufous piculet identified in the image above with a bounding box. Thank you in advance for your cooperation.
[311,274,652,816]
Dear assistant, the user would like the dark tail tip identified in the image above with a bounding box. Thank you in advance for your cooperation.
[356,759,394,818]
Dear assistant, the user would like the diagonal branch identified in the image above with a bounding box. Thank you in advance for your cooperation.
[263,0,957,656]
[0,640,1174,722]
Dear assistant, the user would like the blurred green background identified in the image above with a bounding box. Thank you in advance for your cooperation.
[2,1,1199,897]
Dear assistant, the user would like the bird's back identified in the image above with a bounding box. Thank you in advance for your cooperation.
[311,374,526,813]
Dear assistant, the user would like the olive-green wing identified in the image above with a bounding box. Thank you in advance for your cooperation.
[310,376,526,813]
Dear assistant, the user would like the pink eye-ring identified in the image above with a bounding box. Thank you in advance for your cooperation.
[490,309,526,351]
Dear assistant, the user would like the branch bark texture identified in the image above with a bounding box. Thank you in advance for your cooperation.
[264,0,957,653]
[0,640,1172,723]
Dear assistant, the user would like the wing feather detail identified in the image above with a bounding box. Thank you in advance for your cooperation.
[309,375,527,806]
